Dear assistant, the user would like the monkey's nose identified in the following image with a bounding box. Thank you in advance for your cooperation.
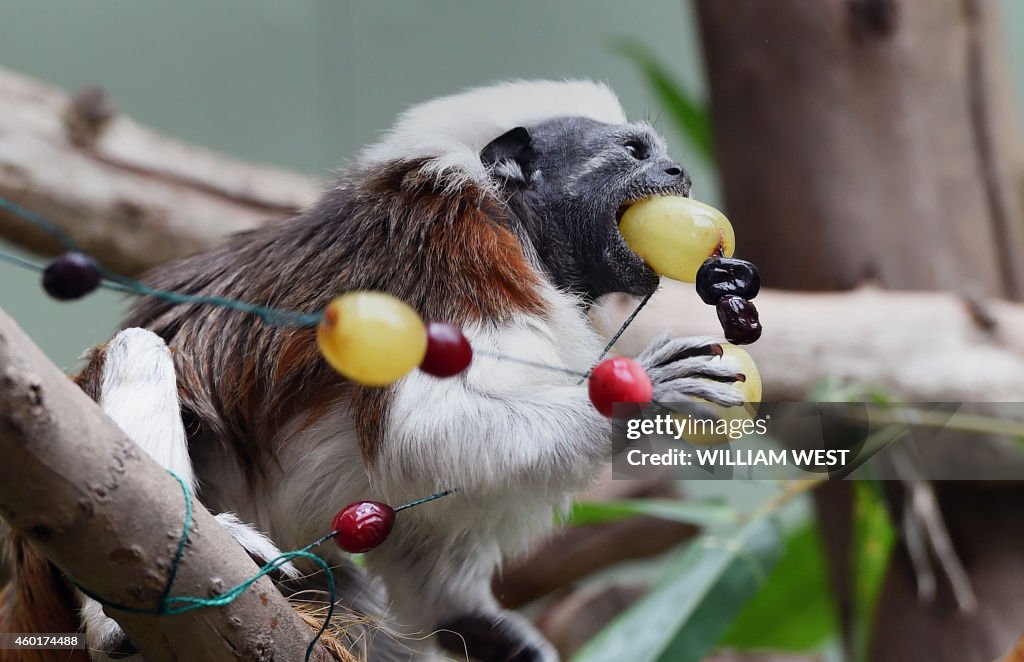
[664,163,684,177]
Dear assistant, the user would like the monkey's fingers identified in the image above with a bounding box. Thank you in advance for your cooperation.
[647,355,743,386]
[637,332,722,369]
[654,377,745,408]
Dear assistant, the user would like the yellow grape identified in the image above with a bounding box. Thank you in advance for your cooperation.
[721,344,761,403]
[681,403,757,446]
[317,291,427,386]
[618,196,735,282]
[676,344,762,446]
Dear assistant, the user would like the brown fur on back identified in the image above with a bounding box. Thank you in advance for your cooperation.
[123,160,549,475]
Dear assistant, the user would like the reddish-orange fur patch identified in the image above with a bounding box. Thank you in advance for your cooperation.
[0,536,87,662]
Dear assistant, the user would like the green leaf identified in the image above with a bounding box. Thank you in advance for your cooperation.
[610,37,714,163]
[719,522,840,651]
[568,498,740,528]
[571,516,783,662]
[851,481,896,662]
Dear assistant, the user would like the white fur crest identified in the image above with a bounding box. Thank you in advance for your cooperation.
[359,79,627,189]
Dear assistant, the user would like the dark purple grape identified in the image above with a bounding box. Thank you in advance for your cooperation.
[695,257,761,305]
[716,296,762,345]
[42,252,102,300]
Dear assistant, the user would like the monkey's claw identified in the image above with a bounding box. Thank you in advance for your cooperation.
[637,332,746,408]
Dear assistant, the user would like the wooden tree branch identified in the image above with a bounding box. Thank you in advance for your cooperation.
[0,67,321,275]
[4,65,1024,405]
[598,282,1024,401]
[4,62,1024,659]
[0,306,330,661]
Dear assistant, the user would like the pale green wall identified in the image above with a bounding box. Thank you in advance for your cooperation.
[1,1,1023,367]
[0,0,709,368]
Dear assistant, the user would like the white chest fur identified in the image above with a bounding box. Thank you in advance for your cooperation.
[204,286,610,562]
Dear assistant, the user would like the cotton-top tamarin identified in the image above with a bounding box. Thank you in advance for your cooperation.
[1,80,746,661]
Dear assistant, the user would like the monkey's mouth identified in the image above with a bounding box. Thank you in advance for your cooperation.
[613,202,652,265]
[578,184,691,300]
[604,184,691,296]
[593,199,661,298]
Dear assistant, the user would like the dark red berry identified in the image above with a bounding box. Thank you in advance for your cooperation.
[332,501,396,553]
[420,322,473,377]
[42,251,102,301]
[716,296,762,345]
[588,357,653,418]
[695,257,761,305]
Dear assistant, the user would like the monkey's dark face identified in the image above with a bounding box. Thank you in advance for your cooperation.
[481,117,691,304]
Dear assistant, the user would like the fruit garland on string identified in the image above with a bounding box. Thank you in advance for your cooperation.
[32,192,766,537]
[2,194,763,659]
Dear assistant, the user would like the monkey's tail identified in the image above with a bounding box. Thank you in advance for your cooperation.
[0,531,89,662]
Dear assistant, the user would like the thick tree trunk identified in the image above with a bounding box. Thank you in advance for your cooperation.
[697,0,1024,299]
[696,1,1024,660]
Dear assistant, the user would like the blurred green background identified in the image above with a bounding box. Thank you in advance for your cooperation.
[1,0,1024,367]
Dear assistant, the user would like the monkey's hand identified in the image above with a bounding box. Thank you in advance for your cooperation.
[636,332,746,407]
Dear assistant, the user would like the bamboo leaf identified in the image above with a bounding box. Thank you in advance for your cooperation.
[568,498,739,528]
[851,481,896,662]
[571,516,783,662]
[719,522,840,651]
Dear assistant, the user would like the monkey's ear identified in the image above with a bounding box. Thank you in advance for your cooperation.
[481,127,535,186]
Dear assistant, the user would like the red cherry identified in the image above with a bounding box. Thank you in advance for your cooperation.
[331,501,396,553]
[588,357,653,417]
[420,322,473,378]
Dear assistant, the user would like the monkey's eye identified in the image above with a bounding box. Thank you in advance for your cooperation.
[623,139,648,160]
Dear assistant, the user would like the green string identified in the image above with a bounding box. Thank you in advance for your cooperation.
[0,197,78,251]
[0,195,658,658]
[0,196,620,378]
[0,197,322,328]
[576,289,654,384]
[69,471,456,661]
[69,470,336,661]
[95,264,323,327]
[392,488,458,512]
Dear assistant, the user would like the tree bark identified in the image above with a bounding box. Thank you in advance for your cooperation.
[3,51,1024,658]
[0,67,320,275]
[697,0,1024,299]
[599,283,1024,402]
[696,2,1024,660]
[0,306,331,661]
